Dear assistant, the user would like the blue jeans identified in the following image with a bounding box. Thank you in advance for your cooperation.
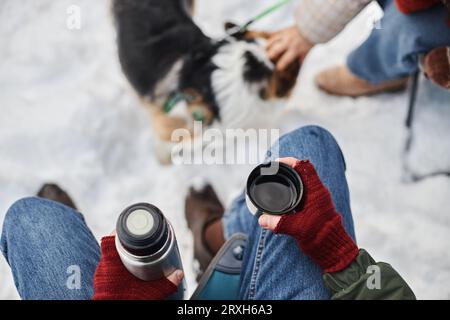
[348,0,450,84]
[0,198,100,299]
[223,125,355,299]
[1,126,355,300]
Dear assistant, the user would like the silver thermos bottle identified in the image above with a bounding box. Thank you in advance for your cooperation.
[115,203,186,300]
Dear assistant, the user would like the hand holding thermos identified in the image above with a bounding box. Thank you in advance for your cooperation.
[257,158,359,274]
[93,203,185,300]
[93,236,183,300]
[93,157,359,300]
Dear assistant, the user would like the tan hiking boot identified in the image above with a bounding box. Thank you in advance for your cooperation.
[185,184,225,280]
[315,65,408,97]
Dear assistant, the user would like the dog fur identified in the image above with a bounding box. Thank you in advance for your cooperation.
[112,0,299,162]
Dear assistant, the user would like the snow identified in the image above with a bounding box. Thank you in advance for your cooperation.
[404,74,450,180]
[1,0,449,300]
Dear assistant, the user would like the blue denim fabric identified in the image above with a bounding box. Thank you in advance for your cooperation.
[1,126,355,300]
[0,197,100,300]
[223,125,356,300]
[348,0,450,84]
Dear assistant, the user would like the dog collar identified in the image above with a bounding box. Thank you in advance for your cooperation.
[163,91,193,113]
[163,91,206,122]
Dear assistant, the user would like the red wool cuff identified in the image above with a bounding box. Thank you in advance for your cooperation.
[395,0,440,14]
[297,214,359,273]
[273,160,359,274]
[93,236,177,300]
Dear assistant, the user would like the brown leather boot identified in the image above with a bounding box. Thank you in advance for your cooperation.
[423,47,450,90]
[185,184,225,279]
[37,183,77,210]
[315,65,408,97]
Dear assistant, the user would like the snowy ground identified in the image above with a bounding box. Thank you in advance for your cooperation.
[1,0,449,300]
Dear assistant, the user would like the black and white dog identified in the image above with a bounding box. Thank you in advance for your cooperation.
[112,0,299,162]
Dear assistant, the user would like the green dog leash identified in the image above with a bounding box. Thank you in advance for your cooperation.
[164,0,294,121]
[224,0,294,39]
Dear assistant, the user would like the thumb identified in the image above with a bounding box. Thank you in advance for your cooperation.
[258,214,282,231]
[167,270,184,287]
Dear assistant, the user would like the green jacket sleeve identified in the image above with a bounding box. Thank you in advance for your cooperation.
[323,249,416,300]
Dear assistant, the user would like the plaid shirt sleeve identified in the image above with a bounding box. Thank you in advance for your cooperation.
[295,0,373,44]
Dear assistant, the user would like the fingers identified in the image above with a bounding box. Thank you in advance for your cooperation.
[266,35,280,50]
[277,157,319,187]
[258,214,282,231]
[276,157,298,167]
[266,27,312,71]
[278,157,326,193]
[266,30,286,49]
[276,49,299,71]
[109,230,116,236]
[167,270,184,287]
[267,38,287,61]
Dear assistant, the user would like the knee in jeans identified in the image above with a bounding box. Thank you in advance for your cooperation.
[283,125,337,148]
[274,125,346,170]
[294,125,333,140]
[3,197,58,235]
[2,197,40,254]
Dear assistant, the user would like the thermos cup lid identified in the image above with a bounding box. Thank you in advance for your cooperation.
[246,161,303,216]
[116,203,169,257]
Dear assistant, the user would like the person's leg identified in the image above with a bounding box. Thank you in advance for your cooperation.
[185,185,226,277]
[348,0,450,84]
[224,125,355,300]
[0,197,100,300]
[222,192,255,240]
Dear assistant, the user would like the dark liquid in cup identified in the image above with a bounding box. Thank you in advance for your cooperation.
[246,162,303,216]
[250,174,298,213]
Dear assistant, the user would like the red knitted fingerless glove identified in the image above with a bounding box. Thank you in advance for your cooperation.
[93,236,177,300]
[273,161,359,274]
[395,0,440,14]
